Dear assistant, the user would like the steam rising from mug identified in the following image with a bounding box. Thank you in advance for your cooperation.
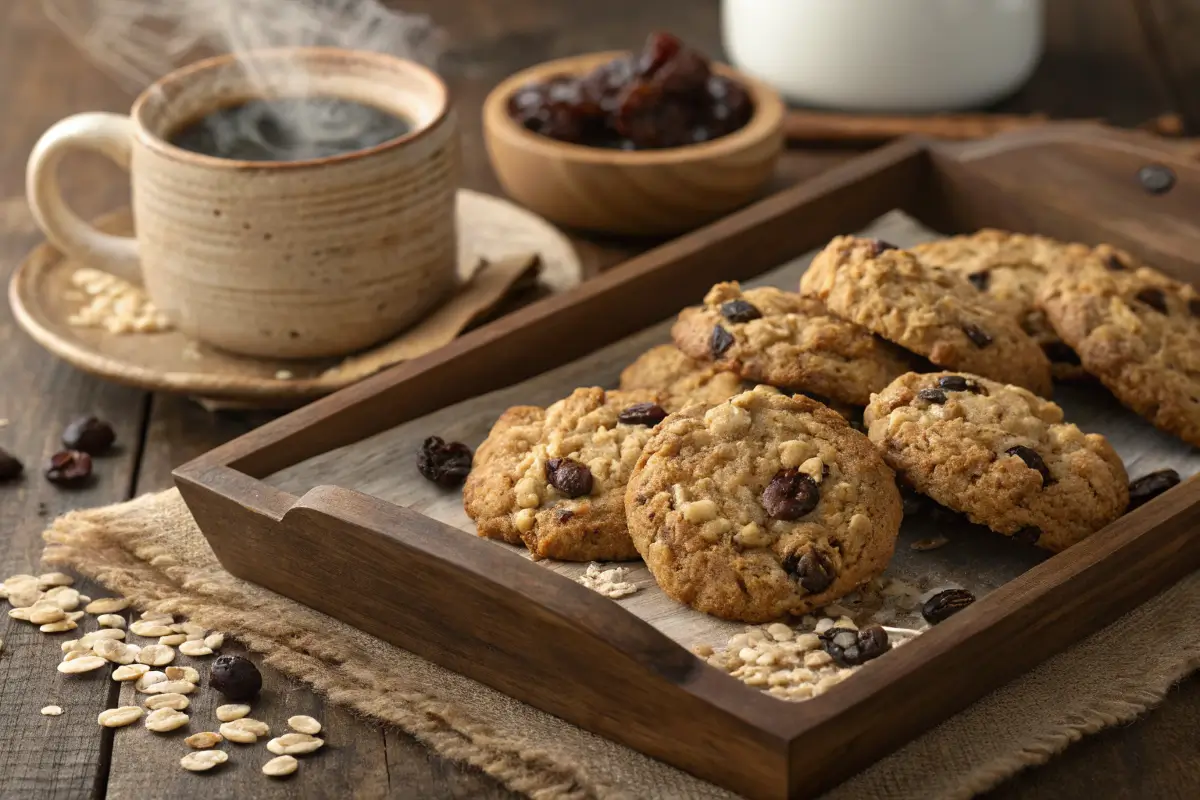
[42,0,444,160]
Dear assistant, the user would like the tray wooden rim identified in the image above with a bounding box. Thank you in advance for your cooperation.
[175,125,1200,799]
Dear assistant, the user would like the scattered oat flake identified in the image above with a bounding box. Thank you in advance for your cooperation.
[134,671,167,692]
[575,563,639,599]
[911,536,950,551]
[84,597,130,614]
[143,679,196,695]
[38,572,74,588]
[145,708,189,732]
[57,656,107,674]
[216,704,250,722]
[158,633,187,646]
[137,644,175,666]
[266,733,324,756]
[112,664,150,681]
[98,706,143,728]
[263,754,298,777]
[287,715,322,735]
[179,640,213,657]
[80,628,126,644]
[165,666,199,683]
[41,705,63,716]
[181,750,227,772]
[97,614,126,629]
[129,620,173,637]
[203,633,224,650]
[185,731,223,749]
[144,693,190,711]
[40,620,78,633]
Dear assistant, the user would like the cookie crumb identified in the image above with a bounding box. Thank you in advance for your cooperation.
[575,563,640,599]
[910,536,950,551]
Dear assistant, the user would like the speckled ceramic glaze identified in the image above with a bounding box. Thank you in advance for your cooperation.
[27,48,459,358]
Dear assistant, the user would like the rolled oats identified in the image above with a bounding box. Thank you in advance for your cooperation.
[33,572,69,588]
[574,563,639,599]
[84,597,130,614]
[157,634,187,646]
[112,664,150,681]
[41,705,64,716]
[45,587,80,611]
[287,715,322,735]
[136,644,175,666]
[165,666,200,683]
[79,629,125,645]
[129,620,173,638]
[178,640,213,657]
[28,604,67,625]
[134,671,167,692]
[203,633,224,650]
[145,708,189,732]
[180,750,227,772]
[143,680,196,696]
[185,732,223,749]
[215,704,250,722]
[96,614,125,629]
[39,620,78,633]
[219,721,261,744]
[57,656,107,674]
[93,639,140,665]
[98,706,143,727]
[67,268,172,335]
[266,733,324,756]
[262,754,298,777]
[144,693,190,711]
[63,650,93,663]
[227,717,269,737]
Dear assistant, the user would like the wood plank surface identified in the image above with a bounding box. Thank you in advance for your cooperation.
[0,0,1198,797]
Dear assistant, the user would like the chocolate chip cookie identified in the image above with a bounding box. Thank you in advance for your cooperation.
[801,236,1053,397]
[911,229,1091,380]
[464,387,667,561]
[863,372,1129,551]
[1037,254,1200,447]
[624,386,902,623]
[618,344,745,411]
[670,282,913,406]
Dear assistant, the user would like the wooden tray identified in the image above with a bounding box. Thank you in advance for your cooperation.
[175,126,1200,800]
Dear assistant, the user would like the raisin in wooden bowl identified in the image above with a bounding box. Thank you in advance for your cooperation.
[482,50,784,236]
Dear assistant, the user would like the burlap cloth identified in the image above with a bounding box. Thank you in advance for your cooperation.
[42,489,1200,799]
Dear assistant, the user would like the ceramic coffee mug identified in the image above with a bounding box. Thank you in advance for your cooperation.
[26,48,459,359]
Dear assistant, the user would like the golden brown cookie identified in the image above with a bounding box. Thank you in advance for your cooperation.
[618,344,745,411]
[801,236,1053,397]
[1037,251,1200,447]
[463,387,665,561]
[670,282,912,406]
[863,372,1129,552]
[911,229,1091,380]
[625,386,901,623]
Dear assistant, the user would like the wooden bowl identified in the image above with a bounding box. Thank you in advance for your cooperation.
[482,51,785,236]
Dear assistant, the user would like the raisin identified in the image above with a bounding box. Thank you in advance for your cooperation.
[0,448,23,482]
[1013,526,1042,545]
[869,239,897,256]
[821,624,890,666]
[1127,469,1181,511]
[937,375,985,394]
[761,469,820,520]
[209,655,262,701]
[45,450,92,487]
[785,549,836,593]
[961,323,993,348]
[710,325,735,357]
[921,588,976,624]
[1135,287,1168,313]
[618,402,668,426]
[1005,445,1054,486]
[417,436,473,487]
[967,271,990,291]
[719,299,762,323]
[61,416,115,455]
[1042,340,1082,365]
[555,508,576,522]
[917,388,947,404]
[546,457,593,498]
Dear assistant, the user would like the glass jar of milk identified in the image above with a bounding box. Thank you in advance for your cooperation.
[721,0,1044,112]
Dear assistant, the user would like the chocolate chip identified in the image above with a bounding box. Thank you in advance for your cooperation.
[937,375,986,394]
[961,322,993,348]
[1127,469,1181,511]
[917,388,947,404]
[417,436,473,487]
[710,325,735,357]
[555,508,576,522]
[1104,253,1128,271]
[821,624,890,666]
[761,468,820,520]
[546,457,593,498]
[967,271,990,291]
[45,450,92,487]
[783,549,835,593]
[1006,445,1054,486]
[618,402,668,426]
[1013,526,1042,545]
[718,299,762,324]
[0,448,23,482]
[62,416,115,455]
[1135,287,1168,313]
[921,588,976,624]
[868,239,897,256]
[1042,340,1082,365]
[1189,298,1200,318]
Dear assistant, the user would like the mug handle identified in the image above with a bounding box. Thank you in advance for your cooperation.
[26,112,141,284]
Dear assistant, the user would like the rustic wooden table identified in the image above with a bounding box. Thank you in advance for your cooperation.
[2,0,1199,797]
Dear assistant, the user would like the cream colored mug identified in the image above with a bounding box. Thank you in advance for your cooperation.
[26,48,459,359]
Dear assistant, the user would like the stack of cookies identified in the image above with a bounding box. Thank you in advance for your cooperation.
[463,231,1193,625]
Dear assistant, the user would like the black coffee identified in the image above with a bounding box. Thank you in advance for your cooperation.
[169,97,412,162]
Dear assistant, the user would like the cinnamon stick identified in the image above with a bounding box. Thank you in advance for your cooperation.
[784,109,1069,144]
